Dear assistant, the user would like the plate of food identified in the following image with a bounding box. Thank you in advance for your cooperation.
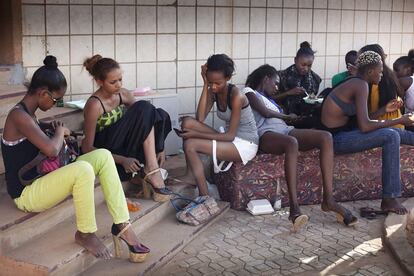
[303,94,323,104]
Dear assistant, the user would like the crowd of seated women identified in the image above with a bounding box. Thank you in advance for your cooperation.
[2,41,413,262]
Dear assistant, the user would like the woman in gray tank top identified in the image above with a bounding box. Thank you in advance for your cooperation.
[245,64,358,230]
[177,54,258,197]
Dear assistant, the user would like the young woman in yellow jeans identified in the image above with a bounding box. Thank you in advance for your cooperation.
[1,56,149,262]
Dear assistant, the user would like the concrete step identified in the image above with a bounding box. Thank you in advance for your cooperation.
[0,184,207,276]
[81,201,229,276]
[0,66,12,85]
[0,179,104,255]
[0,106,83,134]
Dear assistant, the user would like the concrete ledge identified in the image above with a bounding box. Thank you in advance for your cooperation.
[383,197,414,276]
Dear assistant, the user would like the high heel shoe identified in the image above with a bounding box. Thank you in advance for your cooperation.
[289,213,309,232]
[335,210,358,226]
[111,222,150,263]
[142,168,172,202]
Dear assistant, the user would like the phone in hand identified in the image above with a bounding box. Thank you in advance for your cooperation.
[173,128,184,135]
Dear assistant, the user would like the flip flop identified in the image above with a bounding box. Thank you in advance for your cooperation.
[360,207,388,220]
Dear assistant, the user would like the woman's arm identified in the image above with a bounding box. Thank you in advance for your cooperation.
[120,88,136,107]
[82,99,128,165]
[354,83,410,132]
[245,90,290,120]
[196,64,214,122]
[182,87,244,142]
[196,83,214,122]
[271,87,307,102]
[369,98,403,119]
[10,109,66,157]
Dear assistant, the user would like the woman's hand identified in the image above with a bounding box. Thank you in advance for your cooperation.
[201,63,208,85]
[385,98,403,113]
[121,157,142,173]
[51,120,71,137]
[178,128,196,139]
[284,113,301,123]
[288,87,306,96]
[400,113,414,126]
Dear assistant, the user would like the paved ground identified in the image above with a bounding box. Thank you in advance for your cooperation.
[156,199,408,276]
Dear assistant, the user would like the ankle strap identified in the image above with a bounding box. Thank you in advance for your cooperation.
[144,168,161,181]
[116,222,131,238]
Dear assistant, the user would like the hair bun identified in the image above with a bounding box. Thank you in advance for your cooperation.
[300,41,311,49]
[408,49,414,60]
[43,55,58,69]
[83,54,103,76]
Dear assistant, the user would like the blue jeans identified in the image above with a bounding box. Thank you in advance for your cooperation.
[333,128,414,198]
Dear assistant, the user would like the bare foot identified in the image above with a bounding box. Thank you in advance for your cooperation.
[321,199,358,226]
[75,231,112,259]
[381,198,407,215]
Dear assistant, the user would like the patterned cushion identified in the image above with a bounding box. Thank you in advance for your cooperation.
[213,145,414,210]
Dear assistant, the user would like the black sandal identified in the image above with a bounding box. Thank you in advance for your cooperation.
[360,207,388,220]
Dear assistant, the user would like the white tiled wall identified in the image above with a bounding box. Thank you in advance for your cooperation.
[21,0,414,127]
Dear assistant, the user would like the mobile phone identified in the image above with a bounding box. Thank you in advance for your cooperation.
[173,128,183,135]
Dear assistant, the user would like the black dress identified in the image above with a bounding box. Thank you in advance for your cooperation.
[90,94,172,181]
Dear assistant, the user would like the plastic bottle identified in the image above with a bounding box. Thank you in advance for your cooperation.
[273,181,282,210]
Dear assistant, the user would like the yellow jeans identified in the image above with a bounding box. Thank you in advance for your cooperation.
[14,149,129,233]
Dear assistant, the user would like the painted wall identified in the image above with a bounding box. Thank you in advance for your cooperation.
[21,0,414,126]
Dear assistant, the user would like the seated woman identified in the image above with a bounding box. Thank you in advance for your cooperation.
[359,44,404,129]
[1,56,149,261]
[244,64,357,230]
[179,54,258,199]
[82,55,172,202]
[320,50,414,215]
[274,41,322,128]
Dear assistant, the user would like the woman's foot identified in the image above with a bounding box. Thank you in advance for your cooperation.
[75,231,112,259]
[114,222,150,253]
[288,206,309,232]
[144,167,165,189]
[321,199,358,226]
[381,198,408,215]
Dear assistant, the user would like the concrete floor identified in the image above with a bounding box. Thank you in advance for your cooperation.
[156,199,407,276]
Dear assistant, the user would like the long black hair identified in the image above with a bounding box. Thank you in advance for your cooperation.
[359,44,402,108]
[245,64,277,90]
[28,56,67,95]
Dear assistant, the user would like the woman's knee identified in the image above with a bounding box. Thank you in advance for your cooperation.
[382,128,401,145]
[181,116,196,129]
[183,139,198,153]
[284,136,299,153]
[318,131,333,147]
[74,160,95,180]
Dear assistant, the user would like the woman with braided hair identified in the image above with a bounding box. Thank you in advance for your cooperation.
[320,50,414,215]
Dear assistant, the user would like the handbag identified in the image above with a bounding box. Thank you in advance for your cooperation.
[170,195,220,226]
[18,129,80,186]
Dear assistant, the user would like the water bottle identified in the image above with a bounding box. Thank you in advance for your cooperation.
[273,181,282,210]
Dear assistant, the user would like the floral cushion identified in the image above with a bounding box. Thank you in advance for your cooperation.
[213,146,414,210]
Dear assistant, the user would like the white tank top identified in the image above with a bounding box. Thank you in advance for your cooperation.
[404,76,414,113]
